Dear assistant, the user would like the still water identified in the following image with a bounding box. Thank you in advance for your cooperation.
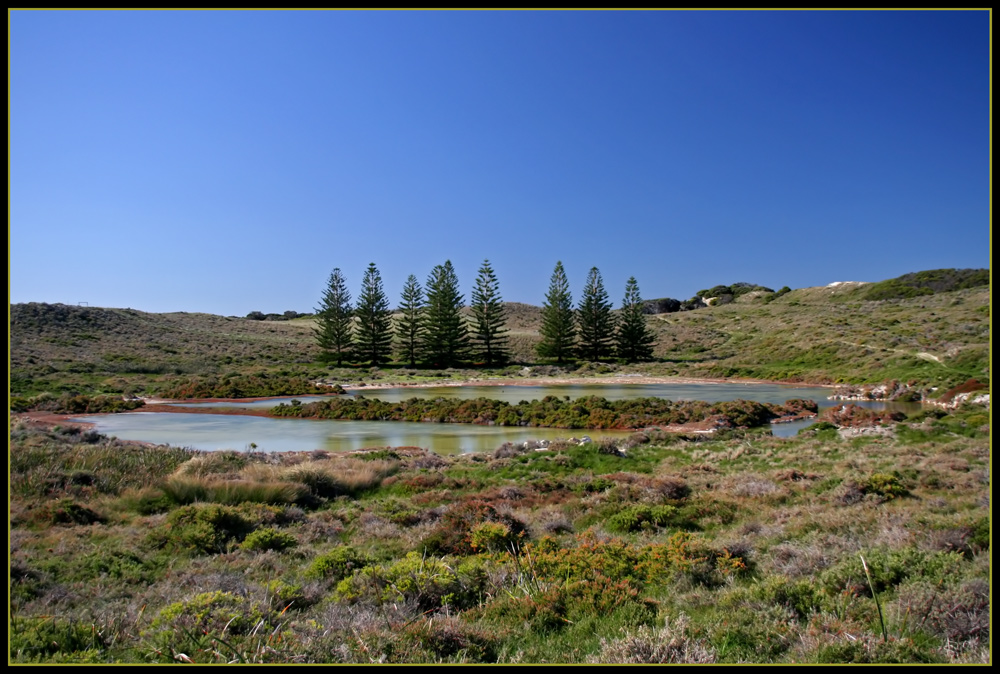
[78,381,918,453]
[75,412,630,455]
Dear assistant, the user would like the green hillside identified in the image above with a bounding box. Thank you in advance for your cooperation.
[9,270,990,397]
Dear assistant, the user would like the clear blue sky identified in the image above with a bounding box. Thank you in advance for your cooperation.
[9,9,990,316]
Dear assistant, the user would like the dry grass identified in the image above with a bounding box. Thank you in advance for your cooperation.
[587,615,717,664]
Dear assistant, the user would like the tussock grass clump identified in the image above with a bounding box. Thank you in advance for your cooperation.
[283,458,399,499]
[161,456,399,508]
[162,476,307,506]
[10,424,194,501]
[10,617,110,662]
[173,452,253,478]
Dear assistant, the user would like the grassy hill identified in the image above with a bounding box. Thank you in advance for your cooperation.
[8,272,991,664]
[9,271,990,397]
[648,284,989,386]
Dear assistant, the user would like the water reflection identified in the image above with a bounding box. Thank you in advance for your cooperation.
[73,412,630,455]
[84,382,922,452]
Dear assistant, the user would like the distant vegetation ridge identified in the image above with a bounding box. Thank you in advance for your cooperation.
[8,268,990,396]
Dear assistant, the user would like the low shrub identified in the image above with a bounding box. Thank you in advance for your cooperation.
[336,552,488,612]
[820,548,967,598]
[421,500,528,556]
[863,472,910,500]
[155,504,256,555]
[606,504,690,533]
[307,546,372,581]
[149,590,265,637]
[10,617,108,661]
[241,527,298,552]
[46,499,105,526]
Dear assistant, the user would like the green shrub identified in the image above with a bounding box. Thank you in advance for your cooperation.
[863,473,909,500]
[607,504,692,533]
[156,504,255,554]
[307,546,371,581]
[80,549,155,584]
[469,520,522,553]
[336,552,486,612]
[46,499,105,526]
[241,527,298,552]
[10,617,107,661]
[708,604,795,662]
[476,573,657,635]
[421,500,528,556]
[820,548,967,598]
[264,579,309,613]
[733,575,823,619]
[150,590,265,636]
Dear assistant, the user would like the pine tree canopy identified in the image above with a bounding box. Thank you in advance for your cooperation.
[577,266,616,362]
[423,260,469,367]
[616,276,657,362]
[355,262,393,365]
[536,261,576,363]
[470,259,510,367]
[314,267,354,365]
[395,274,426,367]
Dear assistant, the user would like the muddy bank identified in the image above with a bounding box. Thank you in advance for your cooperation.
[330,374,836,393]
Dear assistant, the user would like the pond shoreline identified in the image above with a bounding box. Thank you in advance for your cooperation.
[19,374,837,441]
[138,373,836,405]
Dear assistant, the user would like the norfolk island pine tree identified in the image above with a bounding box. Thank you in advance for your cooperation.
[422,260,470,368]
[577,266,616,362]
[315,267,354,365]
[395,274,426,368]
[470,259,511,367]
[616,276,657,362]
[355,262,393,365]
[536,261,577,364]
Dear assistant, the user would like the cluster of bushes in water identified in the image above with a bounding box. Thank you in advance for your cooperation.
[10,393,145,414]
[160,373,333,399]
[270,394,817,430]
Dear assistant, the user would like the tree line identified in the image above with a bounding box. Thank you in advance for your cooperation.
[314,260,657,367]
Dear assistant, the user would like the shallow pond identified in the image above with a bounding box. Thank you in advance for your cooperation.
[74,412,630,455]
[79,381,920,453]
